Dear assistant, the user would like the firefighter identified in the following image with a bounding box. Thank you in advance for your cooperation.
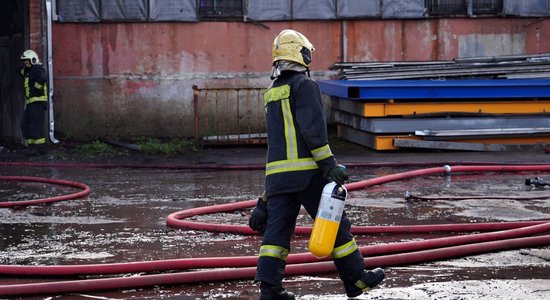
[20,49,48,155]
[249,29,385,299]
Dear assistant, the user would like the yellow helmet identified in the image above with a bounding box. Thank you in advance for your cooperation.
[272,29,315,67]
[20,49,40,65]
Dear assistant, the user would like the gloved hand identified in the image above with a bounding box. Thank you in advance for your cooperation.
[248,194,268,235]
[324,165,349,185]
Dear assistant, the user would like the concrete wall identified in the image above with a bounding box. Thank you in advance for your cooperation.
[51,18,550,139]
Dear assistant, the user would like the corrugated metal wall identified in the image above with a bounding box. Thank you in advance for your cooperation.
[51,18,550,139]
[3,1,550,142]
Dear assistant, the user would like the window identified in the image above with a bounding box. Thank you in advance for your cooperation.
[473,0,503,15]
[426,0,504,16]
[427,0,467,15]
[53,0,543,23]
[198,0,243,19]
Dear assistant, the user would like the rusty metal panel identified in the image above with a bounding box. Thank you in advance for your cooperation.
[48,19,550,139]
[459,33,525,57]
[193,86,266,146]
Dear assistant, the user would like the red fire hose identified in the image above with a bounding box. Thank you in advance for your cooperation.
[0,164,549,296]
[0,176,90,207]
[2,221,549,277]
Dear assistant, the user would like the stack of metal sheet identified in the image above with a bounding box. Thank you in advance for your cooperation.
[332,53,550,80]
[319,58,550,151]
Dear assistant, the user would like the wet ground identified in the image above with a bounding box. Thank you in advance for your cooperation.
[1,143,550,299]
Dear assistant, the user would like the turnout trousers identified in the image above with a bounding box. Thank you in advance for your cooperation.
[255,173,365,286]
[22,101,47,148]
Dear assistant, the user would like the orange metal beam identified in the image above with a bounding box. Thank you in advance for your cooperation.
[375,135,419,150]
[353,101,550,117]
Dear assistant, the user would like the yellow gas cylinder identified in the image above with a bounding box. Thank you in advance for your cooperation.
[308,181,347,258]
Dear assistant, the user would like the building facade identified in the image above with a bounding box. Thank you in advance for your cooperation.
[1,0,550,143]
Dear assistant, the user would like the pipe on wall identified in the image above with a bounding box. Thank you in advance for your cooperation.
[45,0,59,144]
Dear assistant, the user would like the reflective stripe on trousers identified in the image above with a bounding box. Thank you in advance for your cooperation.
[259,245,289,261]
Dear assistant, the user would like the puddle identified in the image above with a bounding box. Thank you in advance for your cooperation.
[0,166,549,299]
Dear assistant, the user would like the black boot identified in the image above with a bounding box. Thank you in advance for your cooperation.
[344,267,385,298]
[25,146,39,157]
[36,144,47,155]
[259,282,295,300]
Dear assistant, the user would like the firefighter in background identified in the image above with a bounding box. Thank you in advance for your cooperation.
[20,49,48,155]
[249,29,385,299]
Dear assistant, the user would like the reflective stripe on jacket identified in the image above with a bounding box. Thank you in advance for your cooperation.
[21,65,48,105]
[264,71,337,196]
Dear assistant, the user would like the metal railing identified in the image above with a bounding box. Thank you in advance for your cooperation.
[193,85,266,146]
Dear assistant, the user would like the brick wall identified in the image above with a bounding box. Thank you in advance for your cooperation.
[28,0,44,59]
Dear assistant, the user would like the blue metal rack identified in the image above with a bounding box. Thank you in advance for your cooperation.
[319,79,550,100]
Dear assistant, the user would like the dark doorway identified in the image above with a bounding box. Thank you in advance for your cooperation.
[0,0,27,146]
